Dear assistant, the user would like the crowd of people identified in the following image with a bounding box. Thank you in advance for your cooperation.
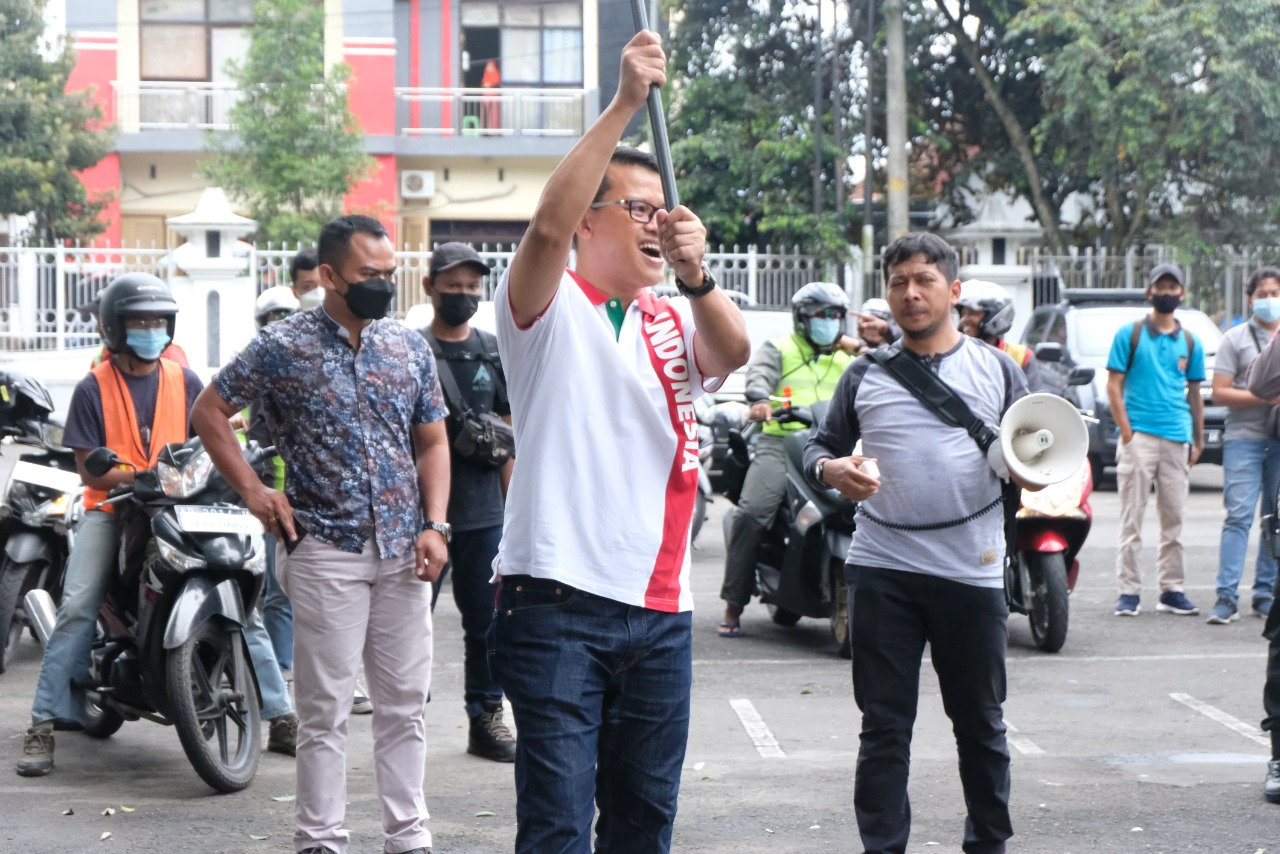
[9,27,1280,854]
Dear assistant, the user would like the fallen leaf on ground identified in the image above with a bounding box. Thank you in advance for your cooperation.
[475,810,495,817]
[249,835,270,840]
[100,832,111,841]
[101,808,114,816]
[118,806,135,813]
[62,808,74,816]
[271,795,296,802]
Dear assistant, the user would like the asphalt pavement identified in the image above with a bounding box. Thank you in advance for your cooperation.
[2,463,1278,853]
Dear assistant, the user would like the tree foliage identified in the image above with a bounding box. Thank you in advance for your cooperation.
[0,0,114,244]
[663,0,851,259]
[201,0,372,246]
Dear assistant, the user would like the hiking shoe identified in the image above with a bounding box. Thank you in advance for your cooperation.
[1206,598,1239,624]
[15,724,54,777]
[268,713,298,756]
[1114,594,1141,616]
[1156,591,1200,615]
[1266,759,1280,804]
[468,700,516,763]
[1254,598,1274,618]
[352,674,373,715]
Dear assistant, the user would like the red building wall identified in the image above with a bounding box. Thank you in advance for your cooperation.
[343,38,398,241]
[67,33,121,247]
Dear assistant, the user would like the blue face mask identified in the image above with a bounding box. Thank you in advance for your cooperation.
[808,317,842,347]
[1255,297,1280,324]
[126,328,170,361]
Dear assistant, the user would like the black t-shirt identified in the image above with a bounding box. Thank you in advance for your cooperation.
[435,329,509,533]
[63,361,204,454]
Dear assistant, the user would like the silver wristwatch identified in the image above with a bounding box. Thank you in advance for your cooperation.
[424,521,452,543]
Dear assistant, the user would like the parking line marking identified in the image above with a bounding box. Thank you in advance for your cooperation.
[693,652,1264,668]
[1170,692,1269,747]
[729,699,786,758]
[1004,719,1045,755]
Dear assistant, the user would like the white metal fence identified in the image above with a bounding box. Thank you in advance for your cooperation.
[0,243,827,354]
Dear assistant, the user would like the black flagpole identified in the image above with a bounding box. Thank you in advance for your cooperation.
[628,0,680,210]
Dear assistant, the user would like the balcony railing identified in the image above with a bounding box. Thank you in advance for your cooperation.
[113,81,241,132]
[395,87,586,138]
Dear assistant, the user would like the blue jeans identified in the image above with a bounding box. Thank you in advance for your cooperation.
[245,603,293,721]
[1216,438,1280,608]
[848,565,1012,854]
[262,534,293,671]
[431,524,503,719]
[31,511,117,727]
[489,576,693,854]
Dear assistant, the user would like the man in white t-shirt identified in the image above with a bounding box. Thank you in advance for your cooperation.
[490,30,750,854]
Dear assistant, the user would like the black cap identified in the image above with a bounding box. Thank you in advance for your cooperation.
[1148,262,1185,286]
[429,242,488,277]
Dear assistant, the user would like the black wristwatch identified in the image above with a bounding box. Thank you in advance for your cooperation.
[675,266,718,299]
[424,521,452,544]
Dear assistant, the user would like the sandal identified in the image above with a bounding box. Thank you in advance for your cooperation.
[718,622,743,638]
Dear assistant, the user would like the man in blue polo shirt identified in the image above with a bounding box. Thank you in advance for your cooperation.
[1107,262,1205,617]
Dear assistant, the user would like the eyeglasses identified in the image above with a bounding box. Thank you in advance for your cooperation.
[123,317,169,330]
[589,199,665,225]
[808,308,846,320]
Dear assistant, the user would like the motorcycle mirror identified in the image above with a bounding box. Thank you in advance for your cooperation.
[84,447,122,478]
[1066,366,1095,386]
[1034,342,1064,363]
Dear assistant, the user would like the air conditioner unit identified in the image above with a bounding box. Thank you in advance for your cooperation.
[400,170,436,200]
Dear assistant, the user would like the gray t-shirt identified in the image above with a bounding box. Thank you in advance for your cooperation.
[804,336,1028,587]
[1213,318,1275,441]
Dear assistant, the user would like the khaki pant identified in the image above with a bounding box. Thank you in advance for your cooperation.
[277,536,433,854]
[1115,431,1190,596]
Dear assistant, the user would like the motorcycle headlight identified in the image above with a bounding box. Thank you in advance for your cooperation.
[1019,464,1089,517]
[40,421,66,450]
[7,479,41,518]
[156,536,208,571]
[158,450,214,499]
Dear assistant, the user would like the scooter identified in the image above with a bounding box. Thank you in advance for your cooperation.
[0,371,81,673]
[1009,462,1093,653]
[24,437,274,793]
[721,397,857,657]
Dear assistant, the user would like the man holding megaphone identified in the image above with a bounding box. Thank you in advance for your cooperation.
[804,232,1041,854]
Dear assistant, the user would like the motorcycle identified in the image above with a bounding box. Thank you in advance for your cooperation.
[0,370,81,673]
[1008,461,1093,653]
[721,397,857,657]
[24,436,274,793]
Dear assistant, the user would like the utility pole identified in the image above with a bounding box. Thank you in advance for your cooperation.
[861,0,876,290]
[886,0,908,239]
[812,0,824,216]
[832,21,845,287]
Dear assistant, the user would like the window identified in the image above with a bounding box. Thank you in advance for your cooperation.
[461,0,583,88]
[139,0,255,82]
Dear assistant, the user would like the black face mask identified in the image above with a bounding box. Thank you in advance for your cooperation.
[1151,293,1182,314]
[341,277,396,320]
[436,292,480,327]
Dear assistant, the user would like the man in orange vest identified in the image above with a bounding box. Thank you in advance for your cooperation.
[17,275,204,776]
[957,279,1043,392]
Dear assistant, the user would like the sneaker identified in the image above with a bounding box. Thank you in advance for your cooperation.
[1114,594,1141,616]
[15,724,54,777]
[352,674,373,715]
[468,700,516,763]
[1266,759,1280,804]
[1156,590,1200,616]
[267,713,298,756]
[1205,598,1239,624]
[1254,598,1274,619]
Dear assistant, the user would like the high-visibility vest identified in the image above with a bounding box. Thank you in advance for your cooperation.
[83,358,189,512]
[1001,340,1031,368]
[762,334,852,436]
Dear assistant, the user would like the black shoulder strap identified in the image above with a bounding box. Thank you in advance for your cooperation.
[866,346,999,453]
[473,329,508,402]
[419,329,468,414]
[1125,321,1195,374]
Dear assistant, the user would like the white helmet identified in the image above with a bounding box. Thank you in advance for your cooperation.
[957,279,1014,339]
[255,286,300,329]
[860,297,892,322]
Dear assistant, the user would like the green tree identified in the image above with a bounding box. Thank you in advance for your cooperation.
[0,0,114,245]
[663,0,851,260]
[201,0,372,246]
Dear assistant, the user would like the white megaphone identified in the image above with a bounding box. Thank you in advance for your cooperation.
[998,393,1090,488]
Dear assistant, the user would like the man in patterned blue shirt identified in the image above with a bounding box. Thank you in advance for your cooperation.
[192,214,450,854]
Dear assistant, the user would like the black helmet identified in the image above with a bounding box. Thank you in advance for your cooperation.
[99,273,179,356]
[791,282,849,350]
[957,279,1014,339]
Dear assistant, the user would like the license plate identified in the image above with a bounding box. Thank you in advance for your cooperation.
[10,461,82,493]
[174,506,264,535]
[1204,429,1222,446]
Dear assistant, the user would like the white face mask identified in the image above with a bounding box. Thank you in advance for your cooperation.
[808,317,842,346]
[1254,297,1280,323]
[297,288,324,310]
